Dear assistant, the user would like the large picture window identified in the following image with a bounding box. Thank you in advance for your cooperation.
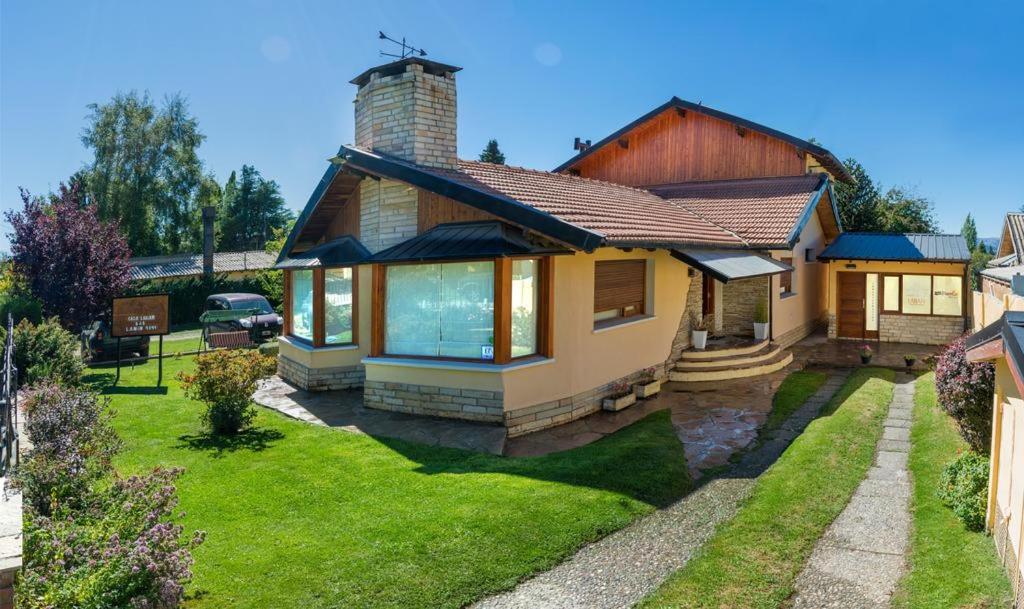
[511,259,539,357]
[287,267,357,346]
[325,268,355,344]
[932,275,963,316]
[290,270,314,342]
[876,272,963,317]
[902,275,932,315]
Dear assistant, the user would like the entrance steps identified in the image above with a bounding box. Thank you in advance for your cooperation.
[670,339,793,382]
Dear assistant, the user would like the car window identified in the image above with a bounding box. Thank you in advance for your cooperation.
[229,298,274,314]
[206,299,227,311]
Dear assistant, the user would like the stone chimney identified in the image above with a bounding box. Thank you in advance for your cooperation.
[351,57,461,170]
[201,206,216,276]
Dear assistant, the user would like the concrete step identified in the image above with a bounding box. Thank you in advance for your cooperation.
[669,350,793,382]
[679,338,770,360]
[676,343,784,370]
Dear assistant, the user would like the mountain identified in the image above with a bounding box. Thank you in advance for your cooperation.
[980,237,999,253]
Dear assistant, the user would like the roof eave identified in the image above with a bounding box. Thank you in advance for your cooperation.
[783,174,830,249]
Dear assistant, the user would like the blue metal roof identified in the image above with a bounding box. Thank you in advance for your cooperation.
[274,235,371,270]
[818,233,970,263]
[670,249,792,284]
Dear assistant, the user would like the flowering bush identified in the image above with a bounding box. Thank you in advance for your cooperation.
[178,349,276,435]
[937,451,989,531]
[11,383,120,516]
[0,317,83,388]
[935,336,996,453]
[19,467,205,609]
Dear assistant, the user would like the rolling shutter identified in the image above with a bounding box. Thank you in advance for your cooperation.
[594,260,646,316]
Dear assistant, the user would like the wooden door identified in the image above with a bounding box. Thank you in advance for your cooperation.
[702,273,715,316]
[837,273,866,339]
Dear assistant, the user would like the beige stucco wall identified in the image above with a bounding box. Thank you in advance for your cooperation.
[992,359,1024,582]
[824,260,968,315]
[768,209,828,345]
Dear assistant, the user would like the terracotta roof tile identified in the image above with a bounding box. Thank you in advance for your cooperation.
[649,175,826,246]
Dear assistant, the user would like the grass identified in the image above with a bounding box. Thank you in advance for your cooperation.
[763,370,828,432]
[91,354,691,609]
[892,372,1012,609]
[639,367,895,609]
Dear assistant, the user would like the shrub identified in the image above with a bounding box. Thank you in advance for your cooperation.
[11,383,121,516]
[130,272,282,326]
[935,335,996,453]
[937,451,989,531]
[0,317,83,388]
[178,349,277,435]
[0,290,43,325]
[19,467,205,609]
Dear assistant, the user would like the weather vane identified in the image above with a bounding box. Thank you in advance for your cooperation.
[378,31,427,60]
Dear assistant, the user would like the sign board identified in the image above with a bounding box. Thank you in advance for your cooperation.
[111,294,170,338]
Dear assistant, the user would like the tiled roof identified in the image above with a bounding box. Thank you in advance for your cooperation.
[129,251,276,281]
[648,175,827,246]
[818,233,971,262]
[430,160,747,248]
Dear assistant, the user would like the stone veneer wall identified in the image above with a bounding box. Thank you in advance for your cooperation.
[278,355,364,391]
[359,178,419,253]
[879,314,964,345]
[720,276,768,336]
[665,270,704,366]
[775,317,824,348]
[992,503,1024,605]
[363,381,503,423]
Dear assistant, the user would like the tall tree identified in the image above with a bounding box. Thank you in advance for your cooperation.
[5,183,131,329]
[81,91,208,256]
[479,139,506,164]
[218,165,292,251]
[877,186,937,233]
[961,214,979,252]
[833,159,882,232]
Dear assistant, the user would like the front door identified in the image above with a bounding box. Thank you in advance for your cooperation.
[837,273,866,339]
[702,273,715,317]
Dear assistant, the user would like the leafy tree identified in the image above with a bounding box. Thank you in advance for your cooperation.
[877,186,937,233]
[5,183,131,329]
[961,214,979,252]
[479,139,506,164]
[833,159,882,232]
[218,165,292,251]
[969,247,994,290]
[81,91,209,256]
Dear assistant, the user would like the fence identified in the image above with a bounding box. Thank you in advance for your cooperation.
[974,290,1024,331]
[0,315,17,477]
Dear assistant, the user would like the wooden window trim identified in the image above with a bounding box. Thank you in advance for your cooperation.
[882,272,966,319]
[780,257,795,296]
[593,259,647,323]
[286,266,359,348]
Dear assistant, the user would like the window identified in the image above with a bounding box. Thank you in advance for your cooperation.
[290,270,314,342]
[882,276,900,311]
[902,275,932,314]
[594,260,646,324]
[385,261,495,359]
[325,268,355,344]
[932,275,963,316]
[511,259,539,357]
[780,257,795,295]
[877,273,964,317]
[804,248,817,263]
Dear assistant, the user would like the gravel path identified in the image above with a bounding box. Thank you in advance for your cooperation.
[471,369,852,609]
[790,373,914,609]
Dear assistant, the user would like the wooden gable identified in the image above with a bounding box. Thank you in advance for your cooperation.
[815,187,842,243]
[294,171,362,251]
[417,190,496,232]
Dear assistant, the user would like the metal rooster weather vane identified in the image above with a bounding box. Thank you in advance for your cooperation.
[378,31,427,60]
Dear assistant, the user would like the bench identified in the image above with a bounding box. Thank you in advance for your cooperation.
[206,331,253,350]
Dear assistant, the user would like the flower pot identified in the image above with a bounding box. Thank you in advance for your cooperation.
[603,392,637,412]
[692,329,708,350]
[860,355,872,364]
[634,379,661,399]
[753,322,769,341]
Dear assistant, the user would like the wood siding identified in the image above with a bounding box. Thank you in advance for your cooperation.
[324,186,361,241]
[594,260,646,314]
[417,191,495,233]
[297,171,362,248]
[573,108,806,187]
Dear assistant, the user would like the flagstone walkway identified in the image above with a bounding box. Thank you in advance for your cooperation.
[790,373,914,608]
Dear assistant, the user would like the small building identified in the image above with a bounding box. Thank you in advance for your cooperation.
[129,251,277,282]
[981,213,1024,299]
[818,233,971,344]
[966,312,1024,598]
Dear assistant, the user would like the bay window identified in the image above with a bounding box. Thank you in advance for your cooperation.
[285,267,357,346]
[290,270,315,342]
[877,272,964,317]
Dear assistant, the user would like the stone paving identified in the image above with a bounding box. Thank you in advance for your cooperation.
[791,332,940,371]
[791,373,914,609]
[471,369,852,609]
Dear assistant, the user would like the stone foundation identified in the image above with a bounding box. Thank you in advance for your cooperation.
[665,271,704,366]
[879,314,964,345]
[363,381,503,423]
[278,355,364,391]
[776,317,825,348]
[992,503,1024,605]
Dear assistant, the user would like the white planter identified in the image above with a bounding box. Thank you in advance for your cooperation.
[753,322,769,341]
[634,380,661,399]
[603,393,637,412]
[692,329,708,350]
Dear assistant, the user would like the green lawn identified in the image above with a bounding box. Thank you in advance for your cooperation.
[763,370,827,432]
[91,354,691,608]
[640,368,895,609]
[893,372,1011,608]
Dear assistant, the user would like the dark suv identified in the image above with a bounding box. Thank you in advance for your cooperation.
[204,293,283,343]
[81,320,151,361]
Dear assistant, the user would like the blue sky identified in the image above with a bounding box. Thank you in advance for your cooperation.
[2,0,1021,251]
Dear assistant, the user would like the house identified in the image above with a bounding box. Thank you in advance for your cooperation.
[273,56,970,437]
[966,312,1024,594]
[981,213,1024,298]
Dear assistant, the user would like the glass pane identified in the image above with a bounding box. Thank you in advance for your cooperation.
[290,270,314,341]
[511,259,539,357]
[933,276,962,316]
[865,274,879,331]
[385,264,441,356]
[883,276,900,311]
[439,261,494,358]
[325,268,354,344]
[902,275,931,314]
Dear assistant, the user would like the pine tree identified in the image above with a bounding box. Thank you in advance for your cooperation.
[479,139,506,164]
[961,214,978,252]
[218,165,293,251]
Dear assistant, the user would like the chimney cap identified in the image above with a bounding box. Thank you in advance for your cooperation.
[350,57,462,87]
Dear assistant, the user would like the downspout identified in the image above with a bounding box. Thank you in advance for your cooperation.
[768,273,774,342]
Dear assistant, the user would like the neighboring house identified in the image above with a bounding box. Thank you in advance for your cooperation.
[273,56,970,437]
[966,312,1024,595]
[129,251,277,282]
[981,213,1024,298]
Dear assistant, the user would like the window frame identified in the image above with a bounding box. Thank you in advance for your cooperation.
[874,271,965,318]
[284,266,359,347]
[804,247,817,264]
[370,256,553,364]
[593,259,648,328]
[779,257,796,297]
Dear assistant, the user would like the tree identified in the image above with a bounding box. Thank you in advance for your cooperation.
[5,183,132,329]
[969,247,994,290]
[961,214,979,252]
[479,139,506,164]
[218,165,292,251]
[877,186,937,233]
[81,92,208,256]
[833,159,882,232]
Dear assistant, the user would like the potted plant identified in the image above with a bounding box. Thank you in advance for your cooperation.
[753,297,770,341]
[904,354,917,370]
[859,344,873,365]
[603,381,637,411]
[690,311,709,350]
[634,367,661,399]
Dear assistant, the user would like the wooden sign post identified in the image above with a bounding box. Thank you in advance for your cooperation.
[111,294,171,386]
